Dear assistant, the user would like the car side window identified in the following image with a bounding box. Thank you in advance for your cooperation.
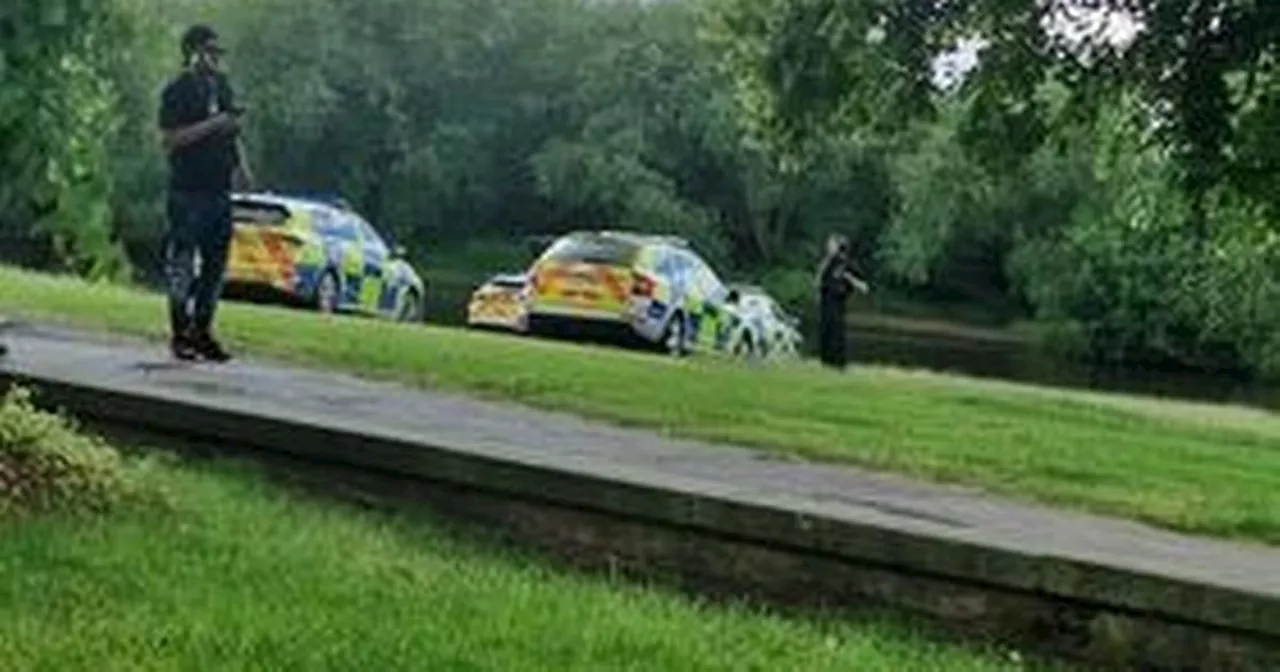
[314,207,358,242]
[353,215,387,255]
[672,251,697,288]
[656,248,675,277]
[688,254,727,302]
[660,247,680,276]
[708,272,727,301]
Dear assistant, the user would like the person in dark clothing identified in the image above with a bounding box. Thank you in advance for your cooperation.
[158,24,254,362]
[815,233,868,370]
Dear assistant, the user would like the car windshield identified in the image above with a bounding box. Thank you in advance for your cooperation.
[540,235,639,266]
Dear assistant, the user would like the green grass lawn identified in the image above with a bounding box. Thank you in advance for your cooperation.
[1,265,1278,544]
[0,455,1033,671]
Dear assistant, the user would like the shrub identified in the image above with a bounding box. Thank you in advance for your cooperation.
[0,385,152,518]
[1008,95,1280,378]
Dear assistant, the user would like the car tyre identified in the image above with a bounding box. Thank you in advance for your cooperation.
[662,312,689,358]
[397,289,422,323]
[315,270,340,314]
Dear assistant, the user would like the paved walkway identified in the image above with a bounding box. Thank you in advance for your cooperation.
[1,321,1277,603]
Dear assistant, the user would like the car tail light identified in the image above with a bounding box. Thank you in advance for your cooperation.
[631,272,656,297]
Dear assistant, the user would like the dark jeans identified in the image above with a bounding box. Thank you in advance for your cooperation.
[164,190,232,337]
[817,299,847,370]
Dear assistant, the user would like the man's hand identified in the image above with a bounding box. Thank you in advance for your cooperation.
[844,272,869,295]
[161,113,238,152]
[214,112,241,134]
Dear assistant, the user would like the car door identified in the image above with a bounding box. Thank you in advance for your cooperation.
[669,251,710,349]
[658,247,689,314]
[633,246,674,330]
[687,254,732,351]
[311,206,363,311]
[351,215,391,315]
[669,249,701,326]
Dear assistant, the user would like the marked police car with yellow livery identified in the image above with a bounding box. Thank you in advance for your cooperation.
[465,272,529,333]
[522,230,800,358]
[224,192,427,322]
[723,283,804,360]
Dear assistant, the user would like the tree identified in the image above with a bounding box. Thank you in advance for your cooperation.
[709,0,1280,218]
[0,0,133,278]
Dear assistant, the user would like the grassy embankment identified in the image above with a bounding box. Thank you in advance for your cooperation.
[1,265,1278,544]
[0,388,1033,671]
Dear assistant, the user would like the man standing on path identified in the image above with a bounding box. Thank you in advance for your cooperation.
[815,233,869,370]
[158,24,254,362]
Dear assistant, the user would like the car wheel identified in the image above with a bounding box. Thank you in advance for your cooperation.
[662,312,689,357]
[315,270,340,314]
[397,289,422,323]
[734,333,756,359]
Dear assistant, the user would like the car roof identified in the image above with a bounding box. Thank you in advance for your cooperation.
[558,229,690,249]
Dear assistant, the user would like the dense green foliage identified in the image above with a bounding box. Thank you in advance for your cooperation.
[710,0,1280,373]
[1,0,130,277]
[0,386,159,518]
[1,0,1277,376]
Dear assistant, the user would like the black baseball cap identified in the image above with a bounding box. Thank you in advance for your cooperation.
[181,24,224,55]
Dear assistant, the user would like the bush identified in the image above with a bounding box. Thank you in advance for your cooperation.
[0,385,155,518]
[1008,95,1280,379]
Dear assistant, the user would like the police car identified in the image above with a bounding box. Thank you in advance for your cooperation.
[223,192,427,322]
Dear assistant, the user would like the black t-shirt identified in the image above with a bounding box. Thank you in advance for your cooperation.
[158,70,240,193]
[817,252,854,303]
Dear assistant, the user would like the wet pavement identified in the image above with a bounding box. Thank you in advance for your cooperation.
[0,320,1277,609]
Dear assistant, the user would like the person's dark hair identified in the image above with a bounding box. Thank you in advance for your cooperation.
[180,24,219,62]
